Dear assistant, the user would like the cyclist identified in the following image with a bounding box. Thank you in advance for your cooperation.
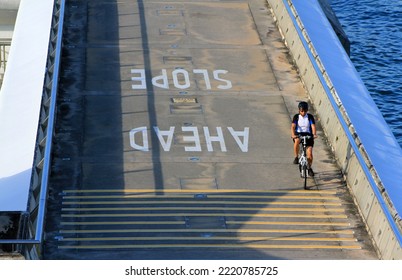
[291,101,317,177]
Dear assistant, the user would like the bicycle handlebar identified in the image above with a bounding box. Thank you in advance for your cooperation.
[291,135,312,140]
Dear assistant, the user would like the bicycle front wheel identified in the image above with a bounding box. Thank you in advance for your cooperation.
[303,164,307,190]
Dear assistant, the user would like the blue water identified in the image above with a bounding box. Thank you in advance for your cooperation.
[330,0,402,147]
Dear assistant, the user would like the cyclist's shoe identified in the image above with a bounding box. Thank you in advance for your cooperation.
[308,168,315,177]
[293,157,299,164]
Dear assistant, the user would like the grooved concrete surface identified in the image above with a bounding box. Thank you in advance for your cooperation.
[42,0,378,260]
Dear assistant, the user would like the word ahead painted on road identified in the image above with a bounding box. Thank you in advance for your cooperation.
[131,69,232,90]
[130,126,249,152]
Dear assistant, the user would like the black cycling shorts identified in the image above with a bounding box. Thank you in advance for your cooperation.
[294,132,314,147]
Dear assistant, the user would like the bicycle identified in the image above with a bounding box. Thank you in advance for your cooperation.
[296,134,311,190]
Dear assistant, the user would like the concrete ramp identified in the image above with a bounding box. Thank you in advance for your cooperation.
[42,0,377,259]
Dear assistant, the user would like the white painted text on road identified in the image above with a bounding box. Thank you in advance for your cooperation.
[129,126,249,152]
[131,69,232,90]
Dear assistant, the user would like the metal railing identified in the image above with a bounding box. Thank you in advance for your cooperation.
[0,40,11,88]
[0,0,65,260]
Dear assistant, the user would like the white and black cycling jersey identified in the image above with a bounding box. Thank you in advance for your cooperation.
[292,113,315,134]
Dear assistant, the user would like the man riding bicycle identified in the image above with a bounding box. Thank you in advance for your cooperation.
[291,101,317,177]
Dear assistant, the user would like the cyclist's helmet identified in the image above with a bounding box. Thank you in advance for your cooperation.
[298,101,308,111]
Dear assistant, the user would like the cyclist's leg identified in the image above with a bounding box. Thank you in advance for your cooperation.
[293,138,300,158]
[306,146,315,177]
[306,146,313,167]
[305,135,314,167]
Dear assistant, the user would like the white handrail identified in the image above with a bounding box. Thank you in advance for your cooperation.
[0,0,65,260]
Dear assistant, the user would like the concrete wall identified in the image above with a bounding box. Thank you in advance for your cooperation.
[267,0,402,259]
[0,0,20,10]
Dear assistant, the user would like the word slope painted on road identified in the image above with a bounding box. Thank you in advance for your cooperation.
[131,69,232,90]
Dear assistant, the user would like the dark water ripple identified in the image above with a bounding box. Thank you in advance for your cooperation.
[330,0,402,147]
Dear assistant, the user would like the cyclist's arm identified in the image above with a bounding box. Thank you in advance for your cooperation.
[311,123,317,138]
[291,123,297,139]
